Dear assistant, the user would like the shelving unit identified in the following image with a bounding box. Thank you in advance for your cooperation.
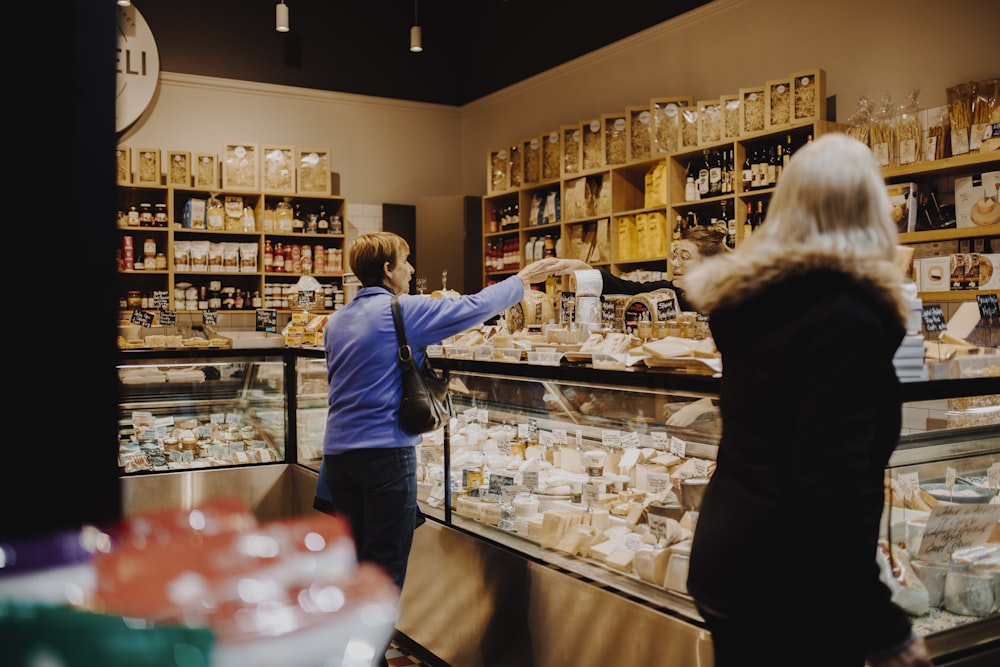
[116,184,347,315]
[482,116,1000,305]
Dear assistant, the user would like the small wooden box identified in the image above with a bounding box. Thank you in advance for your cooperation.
[720,95,741,139]
[194,153,219,189]
[739,85,766,136]
[297,147,332,195]
[508,142,523,190]
[541,130,562,181]
[561,124,582,177]
[167,151,192,187]
[487,146,510,194]
[262,145,295,194]
[581,118,605,171]
[116,146,131,185]
[679,106,700,150]
[651,96,693,155]
[603,112,628,166]
[791,68,826,124]
[522,136,541,185]
[765,77,793,130]
[222,142,260,191]
[627,105,653,162]
[135,148,161,185]
[697,100,722,146]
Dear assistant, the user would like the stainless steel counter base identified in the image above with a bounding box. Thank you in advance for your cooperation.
[398,520,713,667]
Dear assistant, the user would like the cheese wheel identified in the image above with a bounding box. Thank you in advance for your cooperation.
[506,289,554,331]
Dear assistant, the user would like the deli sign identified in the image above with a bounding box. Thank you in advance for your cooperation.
[116,5,159,133]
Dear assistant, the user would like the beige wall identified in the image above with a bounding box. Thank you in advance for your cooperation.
[120,0,998,207]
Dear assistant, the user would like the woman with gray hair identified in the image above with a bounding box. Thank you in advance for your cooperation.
[683,133,932,667]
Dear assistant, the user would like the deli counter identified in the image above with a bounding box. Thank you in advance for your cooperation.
[117,347,1000,666]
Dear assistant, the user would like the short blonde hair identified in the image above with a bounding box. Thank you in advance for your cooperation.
[750,133,898,262]
[349,232,410,287]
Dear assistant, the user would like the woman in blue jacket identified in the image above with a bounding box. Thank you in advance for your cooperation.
[317,231,556,594]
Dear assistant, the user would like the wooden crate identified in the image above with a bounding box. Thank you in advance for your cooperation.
[720,94,741,139]
[522,136,541,185]
[791,68,826,124]
[194,153,219,189]
[765,77,793,130]
[540,130,561,181]
[697,99,722,146]
[651,96,693,155]
[222,142,260,192]
[627,105,652,162]
[581,119,604,171]
[135,148,161,186]
[739,85,766,135]
[603,112,628,167]
[508,142,524,190]
[561,124,582,177]
[296,147,331,195]
[167,150,192,187]
[679,105,700,150]
[116,146,131,185]
[488,146,511,194]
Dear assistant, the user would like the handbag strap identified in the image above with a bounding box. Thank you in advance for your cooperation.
[390,296,415,363]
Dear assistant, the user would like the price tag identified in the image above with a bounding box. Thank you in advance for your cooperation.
[921,304,947,333]
[945,467,956,489]
[622,432,640,448]
[522,470,539,490]
[657,298,677,320]
[601,299,618,328]
[202,309,218,326]
[152,290,170,308]
[669,435,686,458]
[646,472,671,494]
[976,293,999,319]
[898,472,920,500]
[158,309,176,326]
[650,431,668,450]
[130,309,154,327]
[552,429,567,446]
[256,308,277,332]
[486,473,516,502]
[476,408,489,424]
[517,423,529,440]
[693,458,709,477]
[601,429,621,449]
[582,483,600,506]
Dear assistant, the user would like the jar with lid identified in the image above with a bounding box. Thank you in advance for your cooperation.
[154,203,168,227]
[127,205,140,226]
[330,215,343,235]
[273,243,285,272]
[301,245,313,274]
[317,205,329,234]
[126,290,142,309]
[263,239,273,272]
[275,199,293,232]
[155,252,167,270]
[139,202,154,226]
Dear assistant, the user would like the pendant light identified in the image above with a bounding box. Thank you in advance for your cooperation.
[410,0,422,52]
[276,1,290,33]
[117,0,131,6]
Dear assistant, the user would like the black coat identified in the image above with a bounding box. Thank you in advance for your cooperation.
[682,247,913,654]
[597,268,696,312]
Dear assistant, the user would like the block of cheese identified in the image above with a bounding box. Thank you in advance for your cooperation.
[634,547,671,585]
[455,496,484,521]
[583,508,611,531]
[605,547,636,572]
[554,525,601,557]
[481,503,503,526]
[619,447,641,470]
[539,510,583,549]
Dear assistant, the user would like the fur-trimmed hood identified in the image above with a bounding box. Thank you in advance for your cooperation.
[682,244,910,328]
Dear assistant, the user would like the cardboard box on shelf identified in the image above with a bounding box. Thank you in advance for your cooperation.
[887,182,918,233]
[915,257,950,293]
[954,170,1000,228]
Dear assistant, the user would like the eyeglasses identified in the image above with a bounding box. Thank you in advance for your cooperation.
[671,249,695,261]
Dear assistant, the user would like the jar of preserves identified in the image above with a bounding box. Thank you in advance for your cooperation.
[126,290,142,309]
[154,203,168,227]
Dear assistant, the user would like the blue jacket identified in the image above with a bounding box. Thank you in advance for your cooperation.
[322,276,525,455]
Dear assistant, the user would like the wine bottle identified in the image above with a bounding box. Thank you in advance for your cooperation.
[741,149,753,191]
[755,200,766,229]
[766,145,777,188]
[709,149,723,196]
[783,134,793,169]
[743,201,754,240]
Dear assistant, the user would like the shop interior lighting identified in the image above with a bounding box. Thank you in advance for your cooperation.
[117,0,131,6]
[276,1,290,33]
[410,0,422,52]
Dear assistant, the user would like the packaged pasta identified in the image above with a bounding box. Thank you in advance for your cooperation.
[947,81,973,156]
[971,78,999,153]
[870,92,895,168]
[923,105,950,161]
[894,89,922,166]
[845,96,873,147]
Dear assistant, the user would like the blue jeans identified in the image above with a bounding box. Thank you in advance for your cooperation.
[317,447,418,590]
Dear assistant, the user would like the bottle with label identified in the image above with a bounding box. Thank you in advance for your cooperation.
[741,150,753,191]
[291,203,304,233]
[263,239,273,272]
[684,176,697,202]
[708,149,723,196]
[755,200,766,230]
[766,145,777,187]
[317,204,329,234]
[721,201,735,249]
[743,201,754,240]
[697,151,710,197]
[783,134,794,169]
[275,199,293,232]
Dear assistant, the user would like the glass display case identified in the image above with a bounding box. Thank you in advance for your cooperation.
[116,349,287,473]
[286,346,999,658]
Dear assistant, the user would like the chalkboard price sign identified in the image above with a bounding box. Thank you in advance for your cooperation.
[158,309,176,326]
[297,290,316,307]
[202,309,218,326]
[130,309,154,327]
[256,308,277,332]
[921,304,947,332]
[977,293,999,320]
[152,290,169,308]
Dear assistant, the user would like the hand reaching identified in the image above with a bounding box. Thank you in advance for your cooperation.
[517,257,560,286]
[547,258,591,276]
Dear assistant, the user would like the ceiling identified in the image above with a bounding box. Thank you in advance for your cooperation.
[133,0,712,106]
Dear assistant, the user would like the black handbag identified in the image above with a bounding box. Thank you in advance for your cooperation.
[391,296,451,434]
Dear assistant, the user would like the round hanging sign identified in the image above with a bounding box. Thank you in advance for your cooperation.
[116,5,160,133]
